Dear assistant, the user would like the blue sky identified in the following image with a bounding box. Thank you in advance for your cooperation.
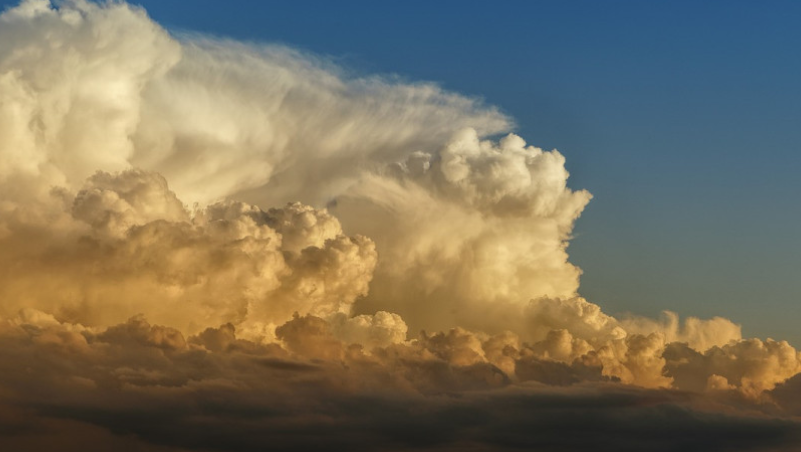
[7,0,801,342]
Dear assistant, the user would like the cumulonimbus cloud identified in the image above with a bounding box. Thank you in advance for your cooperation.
[1,1,800,450]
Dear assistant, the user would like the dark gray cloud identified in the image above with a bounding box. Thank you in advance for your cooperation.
[0,317,799,452]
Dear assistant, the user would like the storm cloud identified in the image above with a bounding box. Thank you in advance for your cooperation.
[1,1,800,451]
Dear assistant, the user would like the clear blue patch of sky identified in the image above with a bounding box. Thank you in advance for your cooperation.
[5,0,801,342]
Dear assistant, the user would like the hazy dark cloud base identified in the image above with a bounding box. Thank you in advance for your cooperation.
[1,319,800,452]
[3,385,801,452]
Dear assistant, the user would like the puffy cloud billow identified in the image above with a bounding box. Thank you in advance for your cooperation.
[1,1,800,451]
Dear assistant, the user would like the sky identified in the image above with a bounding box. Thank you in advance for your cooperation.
[94,0,801,343]
[2,1,801,451]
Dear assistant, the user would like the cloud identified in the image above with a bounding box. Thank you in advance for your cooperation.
[0,168,377,336]
[665,339,801,396]
[333,129,592,337]
[0,316,800,452]
[0,1,801,451]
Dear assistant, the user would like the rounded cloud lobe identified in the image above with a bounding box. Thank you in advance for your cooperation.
[0,1,800,451]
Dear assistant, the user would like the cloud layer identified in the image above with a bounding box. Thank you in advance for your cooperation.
[1,1,800,451]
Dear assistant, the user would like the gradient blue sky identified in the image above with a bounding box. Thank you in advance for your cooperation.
[7,1,801,343]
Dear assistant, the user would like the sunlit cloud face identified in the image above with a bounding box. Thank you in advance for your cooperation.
[1,1,801,450]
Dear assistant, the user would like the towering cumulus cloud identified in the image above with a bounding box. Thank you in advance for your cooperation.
[1,1,800,451]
